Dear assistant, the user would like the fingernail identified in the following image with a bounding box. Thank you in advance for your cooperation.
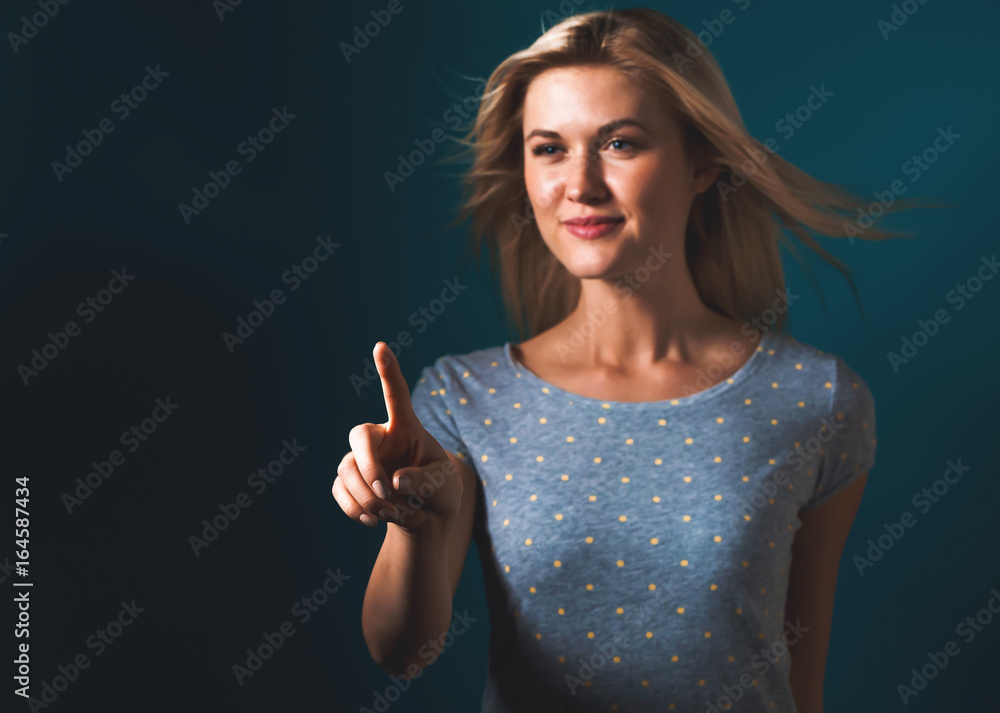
[379,508,396,523]
[359,513,377,527]
[396,474,410,491]
[372,479,390,500]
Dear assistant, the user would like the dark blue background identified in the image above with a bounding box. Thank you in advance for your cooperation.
[1,0,998,711]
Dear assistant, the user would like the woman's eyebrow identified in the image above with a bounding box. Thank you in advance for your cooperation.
[524,118,651,142]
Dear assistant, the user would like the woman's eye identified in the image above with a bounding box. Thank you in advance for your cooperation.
[607,138,634,151]
[531,144,562,156]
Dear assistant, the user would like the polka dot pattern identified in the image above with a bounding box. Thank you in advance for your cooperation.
[408,330,877,711]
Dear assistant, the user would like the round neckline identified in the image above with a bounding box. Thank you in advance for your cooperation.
[503,329,775,408]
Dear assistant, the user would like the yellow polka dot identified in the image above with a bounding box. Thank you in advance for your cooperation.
[622,476,630,483]
[744,514,751,521]
[682,515,691,522]
[484,418,492,425]
[503,519,509,526]
[505,474,513,480]
[492,499,496,506]
[699,679,706,685]
[714,535,722,543]
[617,560,625,567]
[539,417,547,424]
[745,399,752,405]
[566,436,574,443]
[535,633,541,639]
[530,587,536,593]
[768,459,776,465]
[683,476,692,483]
[542,387,549,393]
[459,398,467,404]
[619,515,627,522]
[652,496,661,503]
[795,363,802,370]
[625,438,634,445]
[714,494,722,501]
[594,457,602,464]
[561,474,569,481]
[589,495,597,501]
[710,584,718,591]
[646,631,653,638]
[767,349,774,355]
[554,560,561,567]
[742,476,749,482]
[642,680,649,687]
[598,417,606,424]
[654,458,662,466]
[488,387,496,393]
[613,656,620,663]
[705,632,712,638]
[536,455,544,462]
[505,565,510,572]
[671,655,678,662]
[825,382,833,389]
[430,390,438,396]
[680,559,688,566]
[509,437,517,444]
[616,607,624,614]
[743,436,750,443]
[716,417,724,424]
[650,538,659,545]
[530,494,537,501]
[670,399,679,405]
[742,561,749,567]
[585,536,594,543]
[649,584,656,591]
[677,607,685,614]
[587,632,595,638]
[555,513,563,520]
[481,454,488,462]
[558,655,565,662]
[771,419,778,425]
[558,608,564,615]
[586,584,593,590]
[714,456,722,463]
[771,382,778,388]
[685,437,693,444]
[658,419,666,425]
[525,538,532,545]
[798,401,805,407]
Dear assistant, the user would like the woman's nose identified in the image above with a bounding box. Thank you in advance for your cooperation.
[563,151,608,204]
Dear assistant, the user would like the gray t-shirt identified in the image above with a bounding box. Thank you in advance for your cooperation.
[409,327,876,713]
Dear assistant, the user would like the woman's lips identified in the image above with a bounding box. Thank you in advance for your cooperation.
[563,217,624,239]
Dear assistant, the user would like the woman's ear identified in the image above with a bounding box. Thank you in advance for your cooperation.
[690,164,720,195]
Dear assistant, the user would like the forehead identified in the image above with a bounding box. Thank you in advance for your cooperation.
[522,65,664,131]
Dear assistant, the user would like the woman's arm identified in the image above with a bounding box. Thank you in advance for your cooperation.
[785,472,868,713]
[361,452,478,677]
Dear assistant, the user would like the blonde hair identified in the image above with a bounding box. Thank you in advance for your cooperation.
[439,7,937,340]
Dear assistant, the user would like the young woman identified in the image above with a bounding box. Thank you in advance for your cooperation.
[334,9,908,712]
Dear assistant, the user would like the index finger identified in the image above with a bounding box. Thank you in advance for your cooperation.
[374,341,417,428]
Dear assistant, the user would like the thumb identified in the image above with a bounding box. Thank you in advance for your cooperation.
[374,341,417,429]
[391,459,453,499]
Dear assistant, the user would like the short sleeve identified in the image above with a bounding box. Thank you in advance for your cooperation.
[801,358,877,511]
[409,361,474,466]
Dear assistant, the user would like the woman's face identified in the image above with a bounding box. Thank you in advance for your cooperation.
[522,64,717,281]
